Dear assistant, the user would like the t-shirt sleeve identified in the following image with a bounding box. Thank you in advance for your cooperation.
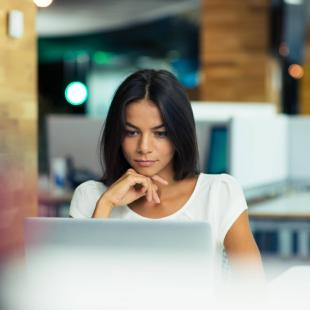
[217,174,248,245]
[69,181,105,218]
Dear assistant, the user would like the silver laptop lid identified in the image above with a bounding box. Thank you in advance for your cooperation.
[24,218,215,310]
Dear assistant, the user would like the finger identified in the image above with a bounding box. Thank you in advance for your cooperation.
[151,175,169,185]
[127,175,150,191]
[125,169,137,179]
[124,168,139,178]
[126,174,154,202]
[151,183,160,203]
[116,168,137,183]
[153,186,160,204]
[151,184,157,203]
[146,179,153,202]
[135,185,148,198]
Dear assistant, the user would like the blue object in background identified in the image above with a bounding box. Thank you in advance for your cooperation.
[170,58,199,89]
[205,126,228,174]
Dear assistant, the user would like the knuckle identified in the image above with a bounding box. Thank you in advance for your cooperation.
[125,169,133,175]
[127,174,134,181]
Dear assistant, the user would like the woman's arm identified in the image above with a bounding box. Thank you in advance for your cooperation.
[224,210,265,282]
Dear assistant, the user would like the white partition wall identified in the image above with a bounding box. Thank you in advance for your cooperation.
[229,115,289,189]
[47,115,103,174]
[288,116,310,182]
[191,102,276,121]
[192,102,277,173]
[47,110,309,192]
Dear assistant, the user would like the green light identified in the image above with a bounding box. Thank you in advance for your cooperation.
[93,51,113,64]
[65,82,88,105]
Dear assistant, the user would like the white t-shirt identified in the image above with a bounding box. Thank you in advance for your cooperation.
[69,173,248,249]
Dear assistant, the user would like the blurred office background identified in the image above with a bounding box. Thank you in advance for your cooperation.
[1,0,310,279]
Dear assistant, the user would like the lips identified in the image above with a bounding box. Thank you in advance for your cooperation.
[134,160,157,167]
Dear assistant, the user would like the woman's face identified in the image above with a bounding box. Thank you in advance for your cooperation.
[121,99,175,179]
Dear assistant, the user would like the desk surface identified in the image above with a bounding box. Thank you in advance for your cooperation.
[248,192,310,220]
[39,189,310,219]
[267,266,310,305]
[39,189,73,205]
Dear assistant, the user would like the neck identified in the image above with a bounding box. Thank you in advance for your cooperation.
[154,172,197,201]
[129,173,199,210]
[153,170,177,199]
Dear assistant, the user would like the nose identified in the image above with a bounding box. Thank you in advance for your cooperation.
[137,133,153,154]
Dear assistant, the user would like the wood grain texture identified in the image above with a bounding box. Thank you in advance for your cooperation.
[301,31,310,115]
[0,0,37,257]
[200,0,273,103]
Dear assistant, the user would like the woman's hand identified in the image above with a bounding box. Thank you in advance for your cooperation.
[93,169,168,218]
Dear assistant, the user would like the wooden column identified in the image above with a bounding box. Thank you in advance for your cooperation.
[200,0,273,103]
[300,30,310,115]
[0,0,37,257]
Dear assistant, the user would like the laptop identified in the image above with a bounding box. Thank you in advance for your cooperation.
[24,218,216,310]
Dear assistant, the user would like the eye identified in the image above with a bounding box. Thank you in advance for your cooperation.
[125,130,139,137]
[154,131,168,138]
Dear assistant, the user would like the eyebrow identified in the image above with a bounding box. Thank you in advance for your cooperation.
[125,122,165,130]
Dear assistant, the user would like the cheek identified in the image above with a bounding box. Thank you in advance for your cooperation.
[121,138,134,151]
[121,140,134,160]
[158,141,175,158]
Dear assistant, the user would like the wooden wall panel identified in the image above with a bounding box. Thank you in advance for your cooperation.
[0,0,37,257]
[301,31,310,115]
[200,0,273,103]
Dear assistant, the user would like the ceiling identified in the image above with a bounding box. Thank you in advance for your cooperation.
[37,0,200,37]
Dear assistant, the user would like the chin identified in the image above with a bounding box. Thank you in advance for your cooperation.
[134,167,160,177]
[135,169,157,177]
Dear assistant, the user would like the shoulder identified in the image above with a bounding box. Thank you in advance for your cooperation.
[70,180,107,218]
[218,173,243,189]
[74,180,106,194]
[197,173,247,210]
[198,173,243,191]
[199,174,248,245]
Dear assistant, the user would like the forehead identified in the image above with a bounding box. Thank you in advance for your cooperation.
[125,99,164,127]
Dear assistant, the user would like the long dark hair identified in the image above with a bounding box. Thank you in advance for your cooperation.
[100,69,199,186]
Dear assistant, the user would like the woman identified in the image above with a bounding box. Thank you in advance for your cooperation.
[69,69,264,281]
